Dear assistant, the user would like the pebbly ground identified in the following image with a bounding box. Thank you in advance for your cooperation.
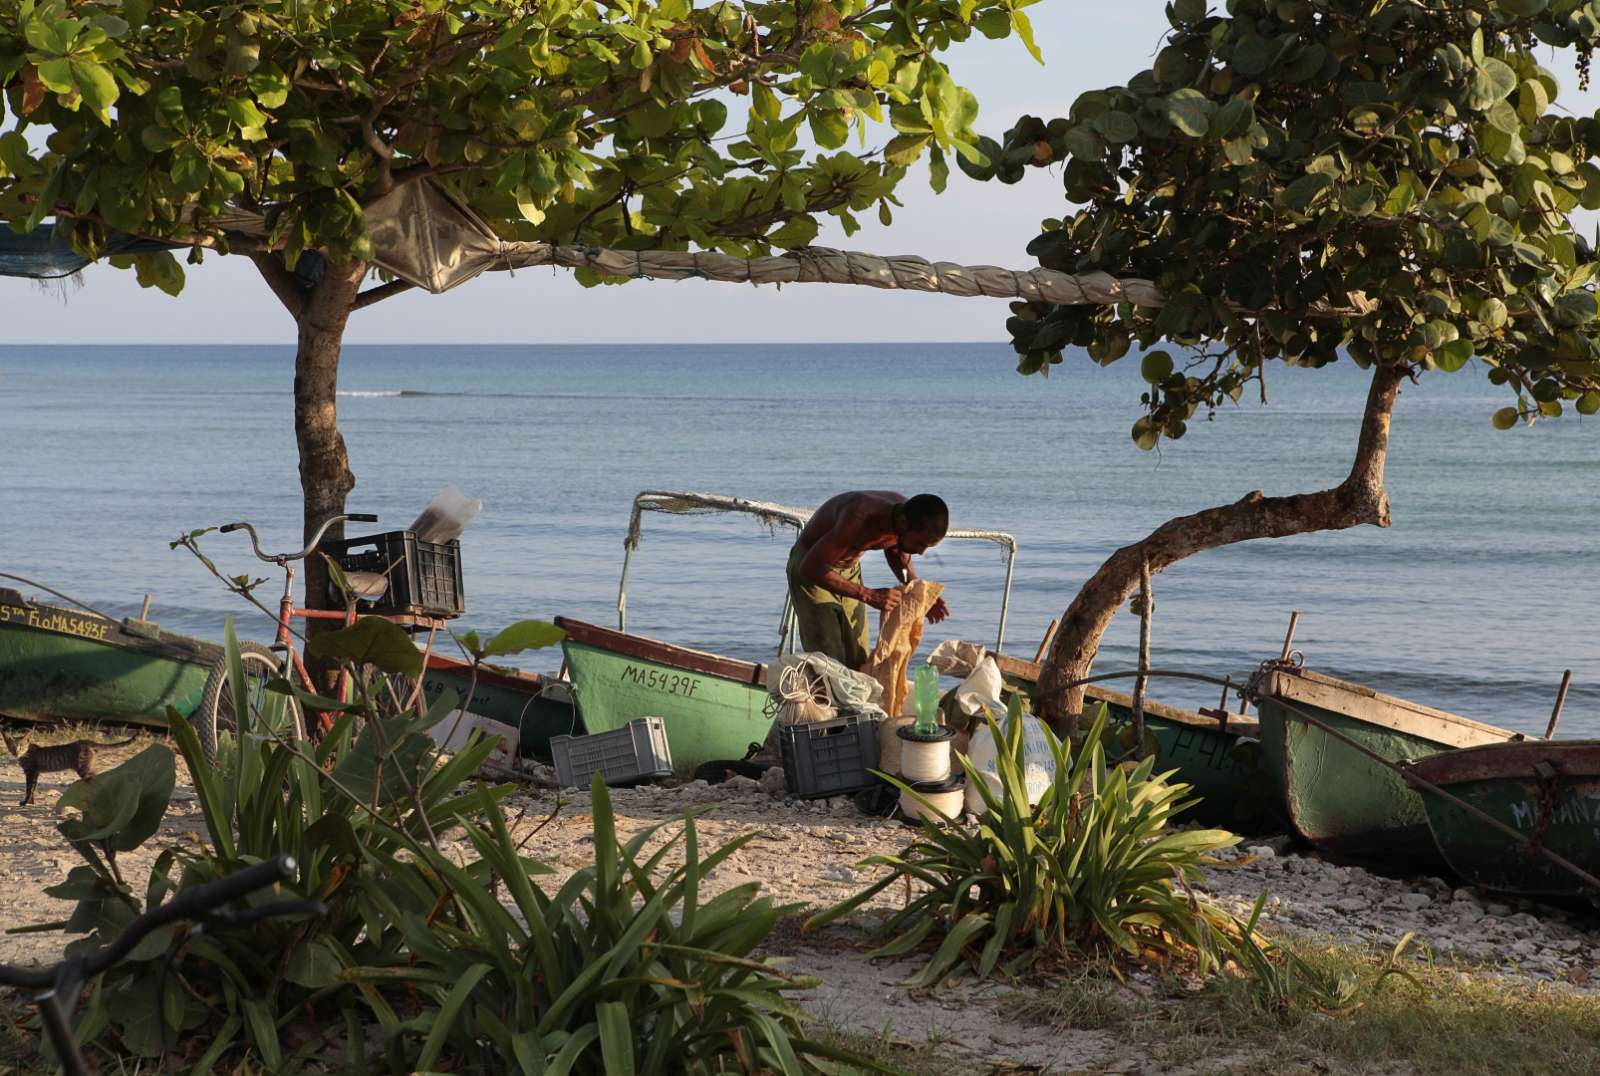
[2,740,1598,1073]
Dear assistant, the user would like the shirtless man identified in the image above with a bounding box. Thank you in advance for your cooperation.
[786,491,952,670]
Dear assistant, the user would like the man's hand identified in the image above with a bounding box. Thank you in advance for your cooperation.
[926,597,950,624]
[867,587,903,615]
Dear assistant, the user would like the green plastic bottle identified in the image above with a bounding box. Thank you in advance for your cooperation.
[913,664,941,736]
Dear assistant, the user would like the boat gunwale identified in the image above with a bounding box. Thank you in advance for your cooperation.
[424,651,547,694]
[1408,739,1600,785]
[555,616,769,688]
[988,652,1259,736]
[1258,666,1515,748]
[1,594,219,668]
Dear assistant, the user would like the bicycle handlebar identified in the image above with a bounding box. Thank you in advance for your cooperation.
[0,855,302,991]
[216,513,378,563]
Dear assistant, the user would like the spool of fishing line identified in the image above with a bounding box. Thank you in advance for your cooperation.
[897,735,952,782]
[898,773,966,822]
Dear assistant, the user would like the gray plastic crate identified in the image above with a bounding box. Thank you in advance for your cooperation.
[551,717,673,787]
[780,713,879,798]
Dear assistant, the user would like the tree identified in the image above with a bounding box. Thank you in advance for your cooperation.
[0,0,1044,614]
[960,0,1600,724]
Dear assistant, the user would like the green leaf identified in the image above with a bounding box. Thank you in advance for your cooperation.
[285,939,346,989]
[1281,173,1333,212]
[1554,291,1598,327]
[1089,110,1138,144]
[1479,297,1508,329]
[248,64,291,108]
[1434,338,1473,372]
[1160,88,1214,137]
[1010,9,1042,64]
[809,109,849,149]
[1466,59,1518,110]
[133,250,184,296]
[597,1001,636,1076]
[1172,0,1207,24]
[1492,407,1520,430]
[417,964,493,1070]
[1140,350,1174,383]
[35,58,73,94]
[1499,0,1548,13]
[1577,392,1600,415]
[69,60,119,122]
[479,620,567,659]
[307,617,423,677]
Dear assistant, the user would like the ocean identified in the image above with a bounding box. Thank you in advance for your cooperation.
[3,343,1597,737]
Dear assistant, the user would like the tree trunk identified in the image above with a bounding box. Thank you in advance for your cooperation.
[1036,363,1408,731]
[290,260,366,625]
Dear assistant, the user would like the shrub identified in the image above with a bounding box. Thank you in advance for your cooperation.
[811,705,1239,987]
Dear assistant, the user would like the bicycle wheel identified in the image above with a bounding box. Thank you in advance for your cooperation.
[195,643,307,765]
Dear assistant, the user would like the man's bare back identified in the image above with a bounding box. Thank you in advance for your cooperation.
[793,491,950,622]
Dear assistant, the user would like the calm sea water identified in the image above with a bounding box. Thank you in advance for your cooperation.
[3,343,1597,736]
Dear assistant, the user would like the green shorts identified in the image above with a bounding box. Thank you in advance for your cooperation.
[786,543,871,670]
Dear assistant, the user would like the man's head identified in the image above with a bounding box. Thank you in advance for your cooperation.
[893,494,949,555]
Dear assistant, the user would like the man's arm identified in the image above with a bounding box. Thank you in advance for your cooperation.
[799,528,900,613]
[884,547,917,585]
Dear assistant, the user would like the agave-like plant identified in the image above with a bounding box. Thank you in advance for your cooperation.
[346,775,891,1074]
[810,703,1240,987]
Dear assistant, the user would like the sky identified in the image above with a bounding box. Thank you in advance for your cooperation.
[5,6,1598,344]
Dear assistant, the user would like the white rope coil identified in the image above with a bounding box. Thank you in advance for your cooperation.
[899,738,952,783]
[900,785,965,822]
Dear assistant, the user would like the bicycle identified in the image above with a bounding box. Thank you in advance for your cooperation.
[191,512,444,763]
[0,855,320,1076]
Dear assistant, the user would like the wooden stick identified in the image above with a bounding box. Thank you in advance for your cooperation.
[1546,670,1573,740]
[1032,618,1060,665]
[138,593,152,621]
[1217,675,1234,722]
[1279,610,1301,661]
[1131,560,1152,751]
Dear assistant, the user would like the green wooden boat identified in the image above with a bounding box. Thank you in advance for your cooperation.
[420,651,577,759]
[551,490,1022,774]
[1409,741,1600,900]
[555,616,771,771]
[0,586,215,726]
[1251,664,1516,861]
[990,651,1260,823]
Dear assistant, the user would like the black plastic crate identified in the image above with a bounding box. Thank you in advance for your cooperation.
[324,530,465,619]
[779,713,879,798]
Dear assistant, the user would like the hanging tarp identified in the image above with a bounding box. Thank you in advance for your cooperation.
[0,223,173,279]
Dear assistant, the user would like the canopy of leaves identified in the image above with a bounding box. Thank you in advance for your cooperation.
[0,0,1039,295]
[966,0,1600,448]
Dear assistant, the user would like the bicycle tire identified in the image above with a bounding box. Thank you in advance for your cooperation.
[195,643,306,765]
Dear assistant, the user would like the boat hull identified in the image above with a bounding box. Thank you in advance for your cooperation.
[420,653,577,758]
[555,618,770,772]
[1253,666,1515,861]
[1410,741,1600,899]
[0,592,214,725]
[993,654,1259,824]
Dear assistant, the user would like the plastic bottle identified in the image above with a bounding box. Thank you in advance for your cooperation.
[912,663,941,736]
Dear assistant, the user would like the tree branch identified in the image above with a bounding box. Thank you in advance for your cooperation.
[351,279,414,310]
[249,253,307,320]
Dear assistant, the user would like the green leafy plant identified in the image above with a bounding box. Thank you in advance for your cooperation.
[343,775,887,1074]
[810,704,1239,987]
[37,621,510,1069]
[1218,895,1423,1018]
[33,622,876,1073]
